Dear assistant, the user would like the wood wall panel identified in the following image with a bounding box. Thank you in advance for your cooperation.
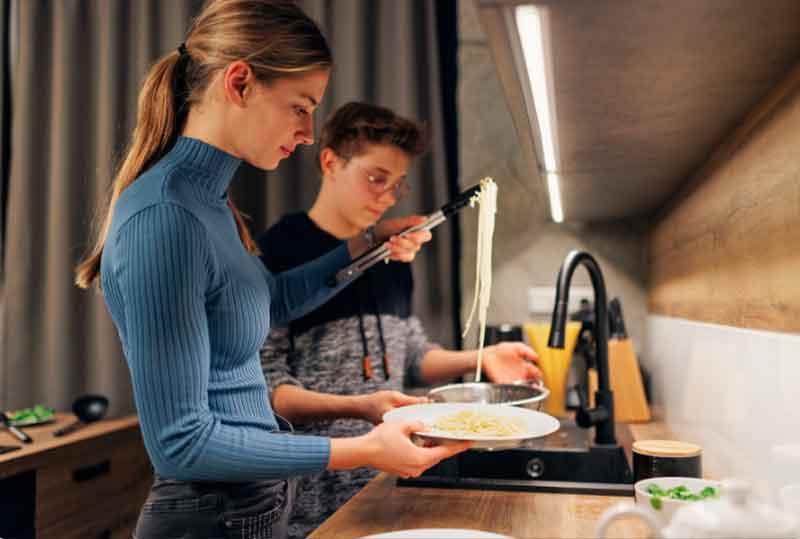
[649,64,800,333]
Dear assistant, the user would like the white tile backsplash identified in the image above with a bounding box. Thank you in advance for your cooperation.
[645,315,800,503]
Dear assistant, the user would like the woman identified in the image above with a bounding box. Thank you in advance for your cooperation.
[75,2,469,538]
[258,102,542,537]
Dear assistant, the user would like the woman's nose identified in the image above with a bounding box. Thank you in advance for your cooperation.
[297,117,314,145]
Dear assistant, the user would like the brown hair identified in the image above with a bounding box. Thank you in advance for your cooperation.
[318,102,428,171]
[75,0,332,289]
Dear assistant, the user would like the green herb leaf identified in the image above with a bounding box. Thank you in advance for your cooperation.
[646,483,718,505]
[700,486,717,498]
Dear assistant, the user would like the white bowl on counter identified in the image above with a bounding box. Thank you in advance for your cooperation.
[634,476,722,523]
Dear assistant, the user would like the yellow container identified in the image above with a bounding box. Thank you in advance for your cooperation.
[524,321,581,417]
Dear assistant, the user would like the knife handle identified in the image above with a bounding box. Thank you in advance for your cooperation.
[608,298,627,339]
[9,425,32,444]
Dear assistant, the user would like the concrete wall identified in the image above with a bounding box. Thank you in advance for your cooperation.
[457,1,649,353]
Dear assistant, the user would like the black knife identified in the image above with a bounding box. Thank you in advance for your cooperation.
[0,412,33,444]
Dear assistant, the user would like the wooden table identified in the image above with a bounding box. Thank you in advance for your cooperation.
[310,422,674,538]
[0,413,151,539]
[0,413,141,475]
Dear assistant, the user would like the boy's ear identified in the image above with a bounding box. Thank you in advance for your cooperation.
[319,148,339,178]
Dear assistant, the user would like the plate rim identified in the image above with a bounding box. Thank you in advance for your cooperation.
[8,416,56,427]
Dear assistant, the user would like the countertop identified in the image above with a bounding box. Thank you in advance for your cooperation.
[0,412,141,478]
[310,421,675,538]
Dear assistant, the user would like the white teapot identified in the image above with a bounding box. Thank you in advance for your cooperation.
[596,480,798,539]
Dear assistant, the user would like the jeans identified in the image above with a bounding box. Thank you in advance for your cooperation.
[133,417,297,539]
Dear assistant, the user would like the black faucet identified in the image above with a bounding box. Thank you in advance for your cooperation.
[548,250,616,445]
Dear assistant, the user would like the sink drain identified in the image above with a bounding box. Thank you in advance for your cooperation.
[526,458,545,479]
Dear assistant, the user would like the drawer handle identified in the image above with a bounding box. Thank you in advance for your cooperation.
[72,460,110,482]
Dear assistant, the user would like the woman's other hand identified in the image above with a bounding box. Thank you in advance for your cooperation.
[357,390,428,425]
[481,342,542,383]
[362,420,471,478]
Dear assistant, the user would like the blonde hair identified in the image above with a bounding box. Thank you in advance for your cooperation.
[75,0,332,289]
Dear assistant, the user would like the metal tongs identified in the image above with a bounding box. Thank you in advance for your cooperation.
[329,182,483,286]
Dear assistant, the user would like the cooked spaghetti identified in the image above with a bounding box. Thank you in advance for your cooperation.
[432,410,524,437]
[462,178,498,383]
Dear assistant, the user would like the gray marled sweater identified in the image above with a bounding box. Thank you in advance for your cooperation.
[257,213,438,538]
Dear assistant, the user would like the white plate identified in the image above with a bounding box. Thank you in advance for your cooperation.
[8,416,55,427]
[382,403,559,450]
[361,529,511,539]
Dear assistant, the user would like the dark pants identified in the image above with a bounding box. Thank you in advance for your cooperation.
[134,417,297,539]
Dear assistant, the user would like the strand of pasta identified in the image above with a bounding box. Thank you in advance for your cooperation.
[462,178,498,382]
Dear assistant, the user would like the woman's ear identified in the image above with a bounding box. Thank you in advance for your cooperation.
[222,60,253,107]
[319,148,339,178]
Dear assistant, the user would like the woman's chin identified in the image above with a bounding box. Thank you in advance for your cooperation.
[251,159,280,172]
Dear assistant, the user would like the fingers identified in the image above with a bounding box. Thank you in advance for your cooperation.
[404,215,428,227]
[415,442,473,475]
[526,362,543,380]
[379,215,427,236]
[426,441,473,462]
[400,420,428,436]
[393,231,432,248]
[385,231,431,262]
[397,395,429,407]
[394,441,473,479]
[515,342,539,363]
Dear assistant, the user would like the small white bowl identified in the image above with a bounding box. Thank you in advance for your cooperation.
[634,476,721,523]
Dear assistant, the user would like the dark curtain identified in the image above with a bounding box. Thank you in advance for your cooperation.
[0,0,10,405]
[0,0,458,415]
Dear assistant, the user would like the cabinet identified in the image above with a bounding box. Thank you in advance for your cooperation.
[0,414,152,538]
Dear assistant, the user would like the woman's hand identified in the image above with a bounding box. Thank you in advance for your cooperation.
[375,215,432,263]
[357,390,428,425]
[362,420,471,478]
[481,342,542,383]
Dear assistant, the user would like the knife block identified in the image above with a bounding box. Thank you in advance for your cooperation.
[588,337,650,423]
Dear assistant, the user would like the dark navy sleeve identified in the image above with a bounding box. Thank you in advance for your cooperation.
[264,244,355,325]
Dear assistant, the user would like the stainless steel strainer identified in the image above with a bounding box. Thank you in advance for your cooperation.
[427,381,549,411]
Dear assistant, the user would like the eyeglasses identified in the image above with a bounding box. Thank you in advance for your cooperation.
[349,161,411,200]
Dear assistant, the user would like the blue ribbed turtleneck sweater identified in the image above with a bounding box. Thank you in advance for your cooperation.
[101,137,352,482]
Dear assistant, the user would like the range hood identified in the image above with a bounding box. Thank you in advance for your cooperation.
[474,0,800,223]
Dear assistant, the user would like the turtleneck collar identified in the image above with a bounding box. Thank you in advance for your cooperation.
[166,136,242,200]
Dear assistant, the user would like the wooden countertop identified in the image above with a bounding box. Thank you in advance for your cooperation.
[0,412,141,478]
[310,421,675,538]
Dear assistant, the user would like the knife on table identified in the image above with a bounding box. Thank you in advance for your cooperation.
[0,412,33,444]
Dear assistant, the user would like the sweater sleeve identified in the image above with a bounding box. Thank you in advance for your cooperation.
[265,243,354,325]
[114,203,330,481]
[260,326,304,392]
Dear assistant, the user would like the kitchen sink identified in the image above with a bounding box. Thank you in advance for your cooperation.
[398,420,635,496]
